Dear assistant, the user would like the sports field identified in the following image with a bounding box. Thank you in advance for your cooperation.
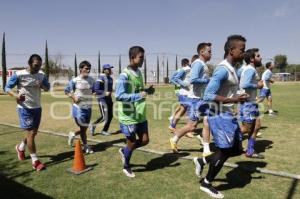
[0,82,299,198]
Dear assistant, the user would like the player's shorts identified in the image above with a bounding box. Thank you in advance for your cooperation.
[207,111,242,149]
[186,98,209,122]
[177,95,189,108]
[18,107,42,130]
[239,102,260,123]
[259,88,272,99]
[120,120,148,138]
[72,105,92,126]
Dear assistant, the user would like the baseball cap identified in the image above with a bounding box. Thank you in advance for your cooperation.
[103,64,114,69]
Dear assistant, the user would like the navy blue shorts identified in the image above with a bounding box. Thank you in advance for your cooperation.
[239,102,260,123]
[178,95,189,108]
[260,88,271,99]
[72,105,92,126]
[186,98,209,122]
[208,111,242,149]
[120,120,148,138]
[18,107,42,130]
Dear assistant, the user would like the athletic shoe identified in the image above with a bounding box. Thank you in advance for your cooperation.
[168,125,176,132]
[185,132,194,138]
[68,132,75,146]
[245,151,265,159]
[256,132,263,137]
[89,124,96,136]
[119,148,125,165]
[169,138,178,153]
[200,180,224,198]
[83,145,94,154]
[268,112,277,116]
[196,134,204,146]
[15,145,25,161]
[202,151,213,157]
[122,167,135,178]
[193,157,204,178]
[32,160,46,171]
[100,131,111,136]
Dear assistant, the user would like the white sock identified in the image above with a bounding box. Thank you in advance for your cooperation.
[203,157,207,164]
[30,153,38,163]
[204,178,210,184]
[269,109,274,113]
[19,141,26,151]
[203,142,211,154]
[172,135,179,143]
[70,132,75,137]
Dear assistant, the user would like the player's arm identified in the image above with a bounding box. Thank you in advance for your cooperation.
[240,69,263,89]
[40,76,50,91]
[171,69,189,87]
[64,80,79,103]
[190,62,209,84]
[93,77,105,97]
[204,66,247,104]
[4,74,23,102]
[115,73,146,102]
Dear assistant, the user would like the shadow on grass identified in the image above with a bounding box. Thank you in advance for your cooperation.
[0,130,24,136]
[214,161,267,191]
[286,179,299,199]
[132,152,189,172]
[255,139,273,153]
[0,174,54,199]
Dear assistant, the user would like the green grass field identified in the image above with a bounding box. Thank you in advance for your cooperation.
[0,83,300,198]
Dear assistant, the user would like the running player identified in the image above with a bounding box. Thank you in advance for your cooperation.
[65,61,95,154]
[5,54,50,171]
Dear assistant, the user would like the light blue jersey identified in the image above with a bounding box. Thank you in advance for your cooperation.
[262,69,273,89]
[240,65,259,102]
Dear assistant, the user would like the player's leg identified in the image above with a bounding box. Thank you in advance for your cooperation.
[201,116,212,156]
[89,102,104,135]
[102,99,113,135]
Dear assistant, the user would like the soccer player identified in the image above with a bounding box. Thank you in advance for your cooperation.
[239,48,264,159]
[65,61,95,154]
[169,42,212,156]
[257,62,276,115]
[169,58,191,132]
[193,35,248,198]
[116,46,154,178]
[5,54,50,171]
[90,64,114,136]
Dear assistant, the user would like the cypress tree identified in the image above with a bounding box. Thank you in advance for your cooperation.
[118,54,122,74]
[1,32,7,91]
[144,56,147,85]
[74,53,78,77]
[156,55,159,84]
[166,57,169,79]
[98,51,101,75]
[175,54,178,71]
[44,40,49,79]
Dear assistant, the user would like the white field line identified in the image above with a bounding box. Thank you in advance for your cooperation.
[1,122,300,180]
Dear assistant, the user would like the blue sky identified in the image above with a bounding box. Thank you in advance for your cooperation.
[1,0,300,70]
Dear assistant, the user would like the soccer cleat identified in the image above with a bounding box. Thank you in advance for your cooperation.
[200,180,224,198]
[83,145,94,154]
[32,160,46,171]
[68,132,75,146]
[100,131,111,136]
[256,132,263,137]
[268,112,277,116]
[119,148,125,165]
[89,124,96,136]
[122,167,135,178]
[15,145,25,161]
[193,157,204,178]
[169,138,179,153]
[245,151,265,159]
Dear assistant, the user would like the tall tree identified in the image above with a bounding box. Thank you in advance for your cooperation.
[44,40,49,79]
[98,51,101,75]
[74,53,78,77]
[175,54,178,71]
[119,54,122,74]
[156,55,160,84]
[144,56,147,85]
[274,54,288,73]
[166,57,169,79]
[1,32,7,91]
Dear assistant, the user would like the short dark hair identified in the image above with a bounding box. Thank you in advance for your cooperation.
[28,54,42,65]
[181,58,189,66]
[266,62,272,68]
[244,48,259,64]
[224,35,247,58]
[191,54,199,63]
[197,42,211,54]
[129,46,145,60]
[79,60,91,69]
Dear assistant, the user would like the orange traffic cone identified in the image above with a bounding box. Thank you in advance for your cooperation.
[67,140,92,175]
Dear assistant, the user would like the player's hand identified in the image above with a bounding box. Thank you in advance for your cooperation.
[105,92,111,96]
[144,85,155,95]
[141,91,147,98]
[16,93,25,103]
[237,93,249,103]
[257,80,264,89]
[73,96,81,104]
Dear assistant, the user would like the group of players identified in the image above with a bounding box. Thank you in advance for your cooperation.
[5,34,275,198]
